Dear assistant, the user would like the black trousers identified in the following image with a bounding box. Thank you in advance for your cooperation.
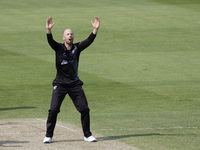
[45,81,92,138]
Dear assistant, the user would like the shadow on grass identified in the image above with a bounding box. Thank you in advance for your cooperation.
[51,133,194,143]
[0,140,29,147]
[0,106,37,111]
[53,139,83,143]
[97,133,195,141]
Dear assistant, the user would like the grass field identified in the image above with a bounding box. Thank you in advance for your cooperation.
[0,0,200,149]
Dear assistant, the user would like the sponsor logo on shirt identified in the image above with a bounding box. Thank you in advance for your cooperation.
[61,60,68,65]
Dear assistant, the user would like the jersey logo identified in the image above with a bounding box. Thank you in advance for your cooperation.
[53,86,57,90]
[61,60,68,65]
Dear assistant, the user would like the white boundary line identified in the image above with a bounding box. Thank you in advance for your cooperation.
[36,118,76,132]
[100,126,197,131]
[37,118,197,132]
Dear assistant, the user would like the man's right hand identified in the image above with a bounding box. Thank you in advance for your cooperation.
[46,17,55,34]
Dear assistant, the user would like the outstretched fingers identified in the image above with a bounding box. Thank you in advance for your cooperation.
[46,17,55,29]
[91,16,100,29]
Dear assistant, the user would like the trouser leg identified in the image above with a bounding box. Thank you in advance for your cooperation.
[46,109,59,137]
[81,109,91,137]
[68,82,92,137]
[46,85,66,137]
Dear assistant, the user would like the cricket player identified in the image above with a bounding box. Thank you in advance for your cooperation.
[43,16,100,143]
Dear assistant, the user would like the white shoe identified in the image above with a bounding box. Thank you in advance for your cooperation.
[43,137,52,143]
[84,136,97,142]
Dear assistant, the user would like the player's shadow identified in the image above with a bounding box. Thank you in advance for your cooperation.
[53,139,83,143]
[0,140,29,147]
[52,133,191,143]
[0,106,36,111]
[96,133,194,141]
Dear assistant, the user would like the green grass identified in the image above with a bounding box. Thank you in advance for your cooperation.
[1,0,200,149]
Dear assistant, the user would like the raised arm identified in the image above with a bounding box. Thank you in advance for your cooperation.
[78,17,100,51]
[91,17,100,35]
[46,17,55,34]
[46,17,60,51]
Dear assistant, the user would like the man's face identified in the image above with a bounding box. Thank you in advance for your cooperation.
[63,29,74,44]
